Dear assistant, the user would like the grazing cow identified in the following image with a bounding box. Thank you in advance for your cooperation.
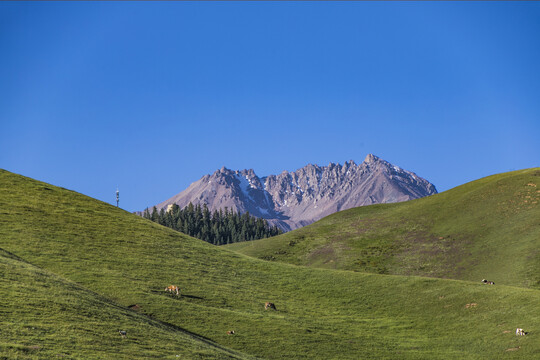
[265,302,276,310]
[516,328,526,336]
[165,285,180,296]
[119,330,127,338]
[482,279,495,285]
[227,330,235,335]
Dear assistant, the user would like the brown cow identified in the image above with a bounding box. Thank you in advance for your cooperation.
[165,285,180,296]
[265,302,276,310]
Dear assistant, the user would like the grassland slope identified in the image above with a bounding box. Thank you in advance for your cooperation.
[227,168,540,288]
[2,169,540,359]
[0,249,246,359]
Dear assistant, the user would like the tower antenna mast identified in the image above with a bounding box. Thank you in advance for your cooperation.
[116,187,119,207]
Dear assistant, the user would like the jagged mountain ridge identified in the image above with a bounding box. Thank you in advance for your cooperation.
[154,154,437,231]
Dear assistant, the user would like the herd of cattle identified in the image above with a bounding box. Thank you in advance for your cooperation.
[164,285,276,310]
[163,285,277,336]
[480,280,529,336]
[160,282,529,339]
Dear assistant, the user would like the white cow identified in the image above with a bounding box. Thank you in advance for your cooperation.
[516,328,526,336]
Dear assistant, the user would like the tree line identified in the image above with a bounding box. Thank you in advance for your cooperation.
[142,203,283,245]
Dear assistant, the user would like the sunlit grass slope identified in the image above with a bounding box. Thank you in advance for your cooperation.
[227,168,540,287]
[0,249,245,359]
[2,169,540,359]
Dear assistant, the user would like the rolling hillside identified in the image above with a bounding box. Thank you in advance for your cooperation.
[226,168,540,288]
[0,248,245,359]
[2,169,540,358]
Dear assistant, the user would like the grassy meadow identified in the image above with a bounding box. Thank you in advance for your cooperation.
[1,168,540,358]
[0,249,246,359]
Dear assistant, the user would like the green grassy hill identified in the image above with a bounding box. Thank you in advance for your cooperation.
[2,168,540,358]
[227,168,540,287]
[0,249,245,359]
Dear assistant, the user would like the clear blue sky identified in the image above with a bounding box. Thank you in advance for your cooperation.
[1,1,539,212]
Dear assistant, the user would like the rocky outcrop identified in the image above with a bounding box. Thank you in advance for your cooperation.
[153,154,437,231]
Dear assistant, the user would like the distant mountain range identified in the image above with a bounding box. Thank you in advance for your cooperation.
[152,154,437,231]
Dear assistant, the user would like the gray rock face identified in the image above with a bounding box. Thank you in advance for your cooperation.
[153,154,437,231]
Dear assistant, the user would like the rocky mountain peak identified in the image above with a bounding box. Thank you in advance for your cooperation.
[364,153,380,164]
[153,155,437,232]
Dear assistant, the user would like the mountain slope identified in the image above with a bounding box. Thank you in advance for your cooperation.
[0,249,244,359]
[2,169,540,358]
[226,168,540,287]
[154,154,437,231]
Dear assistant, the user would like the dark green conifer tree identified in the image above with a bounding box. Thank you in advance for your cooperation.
[142,203,283,245]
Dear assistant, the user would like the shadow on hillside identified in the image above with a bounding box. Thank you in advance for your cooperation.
[151,290,204,300]
[182,294,204,299]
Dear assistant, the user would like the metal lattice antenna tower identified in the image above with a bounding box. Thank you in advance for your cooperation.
[116,187,119,207]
